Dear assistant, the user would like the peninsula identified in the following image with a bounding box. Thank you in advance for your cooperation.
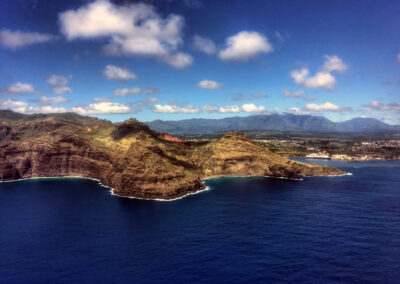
[0,110,344,200]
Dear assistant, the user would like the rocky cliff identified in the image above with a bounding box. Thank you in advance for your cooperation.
[0,110,344,200]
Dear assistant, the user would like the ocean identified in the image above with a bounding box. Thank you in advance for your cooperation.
[0,159,399,283]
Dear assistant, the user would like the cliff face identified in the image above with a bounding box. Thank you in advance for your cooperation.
[0,110,344,200]
[191,132,341,179]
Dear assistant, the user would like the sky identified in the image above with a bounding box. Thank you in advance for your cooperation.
[0,0,399,124]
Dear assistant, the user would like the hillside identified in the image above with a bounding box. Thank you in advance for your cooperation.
[147,114,400,135]
[0,110,343,200]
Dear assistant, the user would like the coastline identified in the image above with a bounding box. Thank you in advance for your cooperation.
[110,185,212,202]
[0,175,212,202]
[202,171,352,182]
[202,174,304,181]
[291,156,400,163]
[0,171,352,201]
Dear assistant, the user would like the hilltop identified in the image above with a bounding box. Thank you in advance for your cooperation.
[0,110,343,200]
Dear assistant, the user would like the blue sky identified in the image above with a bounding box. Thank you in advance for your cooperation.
[0,0,399,124]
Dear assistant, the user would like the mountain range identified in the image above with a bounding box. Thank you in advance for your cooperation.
[147,114,400,135]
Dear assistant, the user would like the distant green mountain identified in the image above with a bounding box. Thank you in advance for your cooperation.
[147,114,400,134]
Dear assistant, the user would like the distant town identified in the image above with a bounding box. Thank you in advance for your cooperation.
[255,138,400,161]
[184,132,400,162]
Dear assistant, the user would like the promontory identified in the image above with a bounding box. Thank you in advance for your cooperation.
[0,110,344,200]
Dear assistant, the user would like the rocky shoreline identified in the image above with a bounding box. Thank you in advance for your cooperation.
[0,110,345,200]
[0,170,351,201]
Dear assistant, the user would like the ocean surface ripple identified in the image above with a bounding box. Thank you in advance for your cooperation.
[0,159,399,283]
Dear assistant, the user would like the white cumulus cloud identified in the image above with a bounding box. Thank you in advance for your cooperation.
[0,99,29,112]
[0,82,40,94]
[72,102,131,114]
[160,52,193,69]
[289,102,351,115]
[197,79,223,89]
[305,102,340,112]
[192,35,216,54]
[305,102,351,112]
[321,55,348,73]
[152,104,200,113]
[202,103,266,113]
[241,103,265,113]
[102,65,137,81]
[218,105,241,113]
[59,0,192,68]
[0,99,66,114]
[290,55,347,90]
[304,72,336,90]
[32,106,67,114]
[46,75,72,94]
[219,31,273,61]
[291,68,309,84]
[291,68,336,90]
[289,107,311,115]
[0,29,55,50]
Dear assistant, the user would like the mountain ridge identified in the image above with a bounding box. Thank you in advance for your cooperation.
[147,113,400,135]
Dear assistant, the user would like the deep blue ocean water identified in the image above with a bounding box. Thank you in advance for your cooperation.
[0,159,399,283]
